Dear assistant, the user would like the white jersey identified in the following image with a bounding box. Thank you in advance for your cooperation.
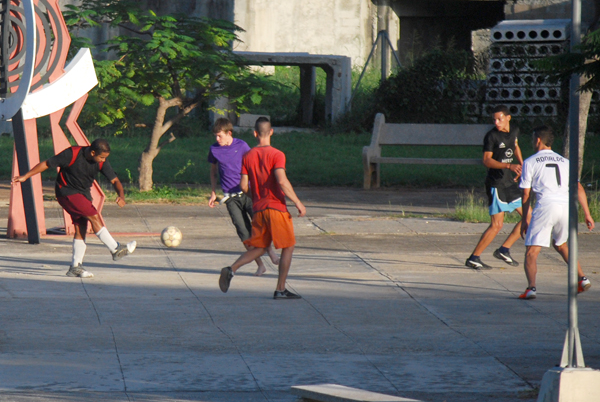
[520,149,569,206]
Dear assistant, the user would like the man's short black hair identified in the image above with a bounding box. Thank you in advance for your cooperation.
[91,138,111,154]
[254,116,271,137]
[492,105,511,116]
[533,125,554,147]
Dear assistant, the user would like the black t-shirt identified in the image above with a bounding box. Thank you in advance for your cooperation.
[483,126,520,188]
[47,146,117,201]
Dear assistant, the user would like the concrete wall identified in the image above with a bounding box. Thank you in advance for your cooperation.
[505,0,599,30]
[233,0,395,67]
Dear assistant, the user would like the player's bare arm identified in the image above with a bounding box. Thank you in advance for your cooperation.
[12,160,50,184]
[111,177,126,208]
[578,183,595,231]
[240,174,249,194]
[274,168,306,217]
[209,163,219,207]
[520,187,532,238]
[483,151,522,178]
[513,141,523,180]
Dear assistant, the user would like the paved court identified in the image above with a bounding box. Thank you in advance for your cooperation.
[1,186,599,402]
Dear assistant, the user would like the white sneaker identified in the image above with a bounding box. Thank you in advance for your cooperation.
[66,264,94,278]
[578,277,591,293]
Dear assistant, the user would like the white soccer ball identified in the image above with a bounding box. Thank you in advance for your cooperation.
[161,226,182,248]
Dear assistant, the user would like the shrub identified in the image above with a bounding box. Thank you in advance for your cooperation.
[373,48,480,124]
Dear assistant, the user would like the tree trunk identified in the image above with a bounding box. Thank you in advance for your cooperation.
[137,95,201,191]
[138,97,173,191]
[563,75,592,179]
[138,148,159,191]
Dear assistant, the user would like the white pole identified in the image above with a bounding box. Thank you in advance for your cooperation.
[561,0,584,368]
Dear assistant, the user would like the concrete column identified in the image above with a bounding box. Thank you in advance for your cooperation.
[299,66,316,125]
[324,56,352,123]
[377,0,391,79]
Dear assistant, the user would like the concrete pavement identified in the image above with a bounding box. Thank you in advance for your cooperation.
[1,186,599,402]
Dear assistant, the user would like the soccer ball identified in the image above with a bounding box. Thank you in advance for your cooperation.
[161,226,182,248]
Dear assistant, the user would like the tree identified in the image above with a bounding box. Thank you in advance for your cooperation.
[65,1,264,191]
[535,25,600,177]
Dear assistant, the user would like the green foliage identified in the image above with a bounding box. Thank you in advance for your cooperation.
[245,65,382,129]
[533,28,600,92]
[64,1,264,131]
[374,48,480,124]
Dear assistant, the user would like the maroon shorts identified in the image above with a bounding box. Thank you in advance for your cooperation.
[57,194,98,225]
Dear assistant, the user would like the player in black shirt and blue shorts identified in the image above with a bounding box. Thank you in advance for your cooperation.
[12,139,136,278]
[466,105,524,270]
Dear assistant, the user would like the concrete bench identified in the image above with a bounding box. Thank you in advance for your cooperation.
[362,113,493,189]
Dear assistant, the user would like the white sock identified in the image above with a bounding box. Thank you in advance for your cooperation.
[72,239,86,267]
[95,227,118,253]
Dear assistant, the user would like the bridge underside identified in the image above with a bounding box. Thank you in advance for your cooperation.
[390,0,505,64]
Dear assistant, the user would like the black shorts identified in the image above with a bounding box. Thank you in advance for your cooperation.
[485,181,522,207]
[225,193,254,241]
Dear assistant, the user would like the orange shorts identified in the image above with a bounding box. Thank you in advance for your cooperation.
[243,209,296,250]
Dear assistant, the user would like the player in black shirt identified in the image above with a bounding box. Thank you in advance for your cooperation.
[12,139,136,278]
[465,105,524,270]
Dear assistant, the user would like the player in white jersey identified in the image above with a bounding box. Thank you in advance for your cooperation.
[518,126,594,299]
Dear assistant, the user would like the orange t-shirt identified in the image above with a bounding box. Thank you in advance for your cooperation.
[241,146,288,213]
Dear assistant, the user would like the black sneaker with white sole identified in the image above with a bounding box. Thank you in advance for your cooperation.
[273,289,302,299]
[493,249,519,266]
[465,256,492,270]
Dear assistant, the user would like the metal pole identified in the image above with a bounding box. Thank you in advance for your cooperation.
[561,0,583,368]
[381,32,387,84]
[12,109,40,244]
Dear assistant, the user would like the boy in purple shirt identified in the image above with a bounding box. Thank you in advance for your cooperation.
[208,118,279,275]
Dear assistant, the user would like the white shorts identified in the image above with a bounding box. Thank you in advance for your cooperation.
[525,203,568,247]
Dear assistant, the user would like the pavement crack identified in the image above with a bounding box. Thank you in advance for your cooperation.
[300,294,401,394]
[81,281,101,325]
[304,218,401,393]
[159,238,270,401]
[133,205,153,232]
[310,217,537,390]
[110,325,131,400]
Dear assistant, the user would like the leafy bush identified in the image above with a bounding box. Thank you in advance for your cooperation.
[373,48,480,124]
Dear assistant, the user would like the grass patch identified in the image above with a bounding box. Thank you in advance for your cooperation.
[453,189,600,224]
[3,121,600,192]
[454,190,522,224]
[104,185,213,205]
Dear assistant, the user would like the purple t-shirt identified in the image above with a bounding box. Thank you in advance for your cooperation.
[207,138,251,193]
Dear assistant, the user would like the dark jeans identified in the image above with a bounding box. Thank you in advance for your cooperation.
[225,193,254,241]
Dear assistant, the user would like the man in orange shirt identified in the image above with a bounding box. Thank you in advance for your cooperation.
[218,117,306,299]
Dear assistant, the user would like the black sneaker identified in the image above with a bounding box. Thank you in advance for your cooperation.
[465,256,492,270]
[112,241,137,261]
[219,267,233,293]
[273,289,302,300]
[493,249,519,266]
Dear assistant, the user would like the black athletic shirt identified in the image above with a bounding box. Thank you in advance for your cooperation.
[483,126,520,188]
[47,146,117,201]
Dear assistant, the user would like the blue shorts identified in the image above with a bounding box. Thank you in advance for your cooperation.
[488,187,522,216]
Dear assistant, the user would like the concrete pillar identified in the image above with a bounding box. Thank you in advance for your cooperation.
[324,56,352,123]
[377,0,391,79]
[299,66,316,125]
